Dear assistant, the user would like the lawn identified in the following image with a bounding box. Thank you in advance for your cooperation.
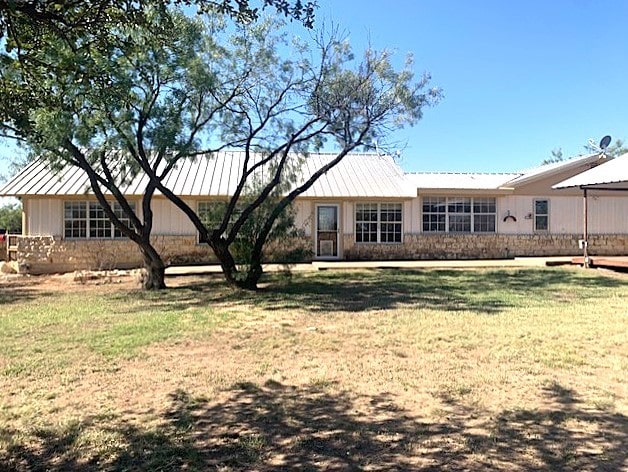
[0,267,627,471]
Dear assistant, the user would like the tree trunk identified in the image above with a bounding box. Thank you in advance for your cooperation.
[240,257,263,290]
[211,238,240,286]
[140,246,166,290]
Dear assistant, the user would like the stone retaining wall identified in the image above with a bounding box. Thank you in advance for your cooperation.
[343,233,628,260]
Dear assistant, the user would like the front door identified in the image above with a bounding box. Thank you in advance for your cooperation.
[316,204,339,259]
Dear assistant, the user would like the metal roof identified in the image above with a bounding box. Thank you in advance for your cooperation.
[502,153,605,187]
[0,151,416,199]
[553,153,628,189]
[406,172,519,190]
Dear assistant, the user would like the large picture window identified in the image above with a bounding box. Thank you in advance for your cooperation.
[64,201,135,239]
[422,197,496,233]
[355,203,402,243]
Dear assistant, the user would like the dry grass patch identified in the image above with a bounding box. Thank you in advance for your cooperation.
[0,267,627,470]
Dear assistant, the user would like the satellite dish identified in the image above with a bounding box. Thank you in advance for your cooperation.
[599,135,612,150]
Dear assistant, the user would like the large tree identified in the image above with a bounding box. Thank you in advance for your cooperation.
[132,23,441,289]
[0,2,314,289]
[1,7,219,289]
[2,3,439,291]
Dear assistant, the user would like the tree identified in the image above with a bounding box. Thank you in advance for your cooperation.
[542,148,564,165]
[1,8,220,289]
[543,138,628,165]
[0,0,315,30]
[134,24,441,289]
[0,2,315,290]
[2,3,439,291]
[0,202,21,233]
[583,138,628,158]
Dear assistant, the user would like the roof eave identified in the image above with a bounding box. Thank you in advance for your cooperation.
[506,153,605,188]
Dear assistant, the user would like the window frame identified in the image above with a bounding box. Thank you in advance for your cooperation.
[197,200,243,244]
[355,202,403,244]
[533,198,550,232]
[63,200,136,240]
[422,196,497,234]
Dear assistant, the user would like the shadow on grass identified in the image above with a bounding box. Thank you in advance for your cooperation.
[0,281,52,306]
[1,380,626,471]
[118,267,627,316]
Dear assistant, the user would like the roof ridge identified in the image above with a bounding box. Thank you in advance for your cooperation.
[406,171,521,176]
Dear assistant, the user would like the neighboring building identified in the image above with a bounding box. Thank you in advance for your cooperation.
[1,151,627,274]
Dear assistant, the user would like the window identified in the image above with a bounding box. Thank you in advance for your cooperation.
[355,203,378,243]
[89,203,112,238]
[448,198,471,232]
[64,202,87,238]
[473,198,497,233]
[197,201,242,243]
[355,203,402,243]
[422,197,446,232]
[198,201,223,243]
[422,197,496,233]
[64,201,135,239]
[534,199,549,231]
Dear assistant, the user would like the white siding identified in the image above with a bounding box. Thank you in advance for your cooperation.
[497,196,540,234]
[27,199,62,236]
[499,195,628,234]
[589,196,628,233]
[343,202,353,236]
[409,197,422,233]
[151,199,196,235]
[293,200,313,237]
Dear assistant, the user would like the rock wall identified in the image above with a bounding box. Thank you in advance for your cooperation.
[14,234,313,274]
[13,232,628,274]
[14,235,216,274]
[343,233,628,260]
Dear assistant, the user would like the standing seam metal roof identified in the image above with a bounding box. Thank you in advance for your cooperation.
[0,151,416,198]
[553,153,628,188]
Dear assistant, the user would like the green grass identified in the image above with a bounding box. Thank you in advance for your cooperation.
[0,267,627,471]
[1,289,225,378]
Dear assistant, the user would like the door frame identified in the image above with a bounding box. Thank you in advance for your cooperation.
[314,203,341,260]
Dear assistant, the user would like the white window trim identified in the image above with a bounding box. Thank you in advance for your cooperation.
[63,200,136,240]
[355,202,403,244]
[533,198,550,232]
[422,196,497,234]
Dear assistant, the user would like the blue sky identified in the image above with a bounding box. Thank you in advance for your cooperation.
[1,0,627,182]
[310,0,628,172]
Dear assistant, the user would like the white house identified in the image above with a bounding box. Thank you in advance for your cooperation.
[2,151,627,274]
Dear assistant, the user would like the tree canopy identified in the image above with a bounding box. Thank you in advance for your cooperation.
[1,2,440,290]
[543,137,628,165]
[0,202,21,233]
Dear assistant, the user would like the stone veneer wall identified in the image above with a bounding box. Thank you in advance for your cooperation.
[14,232,628,274]
[343,233,628,260]
[15,235,216,274]
[14,234,313,274]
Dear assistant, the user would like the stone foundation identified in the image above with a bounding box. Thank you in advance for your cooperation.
[13,233,628,274]
[14,235,216,274]
[343,233,628,260]
[14,234,313,275]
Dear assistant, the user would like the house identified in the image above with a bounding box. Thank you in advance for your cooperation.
[1,151,627,274]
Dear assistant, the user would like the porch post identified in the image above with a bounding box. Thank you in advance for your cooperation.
[583,187,589,268]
